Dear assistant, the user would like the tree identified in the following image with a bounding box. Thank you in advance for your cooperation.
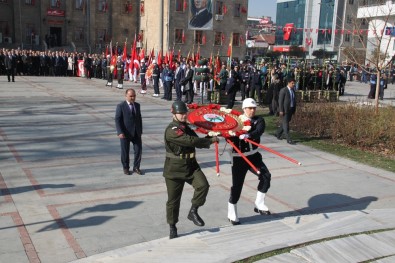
[289,45,305,58]
[342,2,394,113]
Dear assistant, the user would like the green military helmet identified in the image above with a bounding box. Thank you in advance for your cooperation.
[171,101,188,114]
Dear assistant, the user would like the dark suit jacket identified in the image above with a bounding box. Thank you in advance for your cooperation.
[189,9,213,28]
[4,55,16,70]
[175,67,185,84]
[115,101,143,138]
[183,68,194,91]
[278,87,296,114]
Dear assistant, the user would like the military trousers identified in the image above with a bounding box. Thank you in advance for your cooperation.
[165,170,209,225]
[229,152,271,204]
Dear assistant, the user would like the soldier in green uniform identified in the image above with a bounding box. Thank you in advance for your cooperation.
[163,101,219,239]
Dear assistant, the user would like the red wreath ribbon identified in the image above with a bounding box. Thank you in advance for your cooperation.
[187,103,251,138]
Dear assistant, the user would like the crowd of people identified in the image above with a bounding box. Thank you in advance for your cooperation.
[1,47,393,102]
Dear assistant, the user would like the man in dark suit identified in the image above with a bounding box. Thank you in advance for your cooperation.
[276,79,297,144]
[4,51,16,82]
[183,63,194,104]
[174,61,185,101]
[189,0,213,28]
[115,89,143,175]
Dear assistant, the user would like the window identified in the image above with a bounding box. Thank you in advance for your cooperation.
[74,27,84,42]
[75,0,83,9]
[97,29,106,43]
[25,24,35,42]
[348,0,354,4]
[138,30,144,43]
[234,3,241,17]
[25,0,34,5]
[175,29,184,44]
[175,0,184,12]
[361,18,367,25]
[346,15,352,24]
[216,1,223,15]
[98,0,108,12]
[214,32,223,46]
[195,30,203,45]
[358,35,364,43]
[345,34,350,42]
[123,0,133,14]
[140,1,144,16]
[0,21,9,36]
[51,0,61,8]
[232,33,240,46]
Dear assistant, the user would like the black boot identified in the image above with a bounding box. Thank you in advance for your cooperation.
[169,224,178,239]
[187,206,205,226]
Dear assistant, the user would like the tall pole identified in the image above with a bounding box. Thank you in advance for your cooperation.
[322,12,328,90]
[19,0,23,49]
[159,0,163,52]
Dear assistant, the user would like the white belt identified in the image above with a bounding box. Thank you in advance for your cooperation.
[232,148,258,157]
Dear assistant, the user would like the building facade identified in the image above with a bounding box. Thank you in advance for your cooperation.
[357,0,395,65]
[140,0,248,60]
[0,0,140,53]
[0,0,248,59]
[274,0,367,63]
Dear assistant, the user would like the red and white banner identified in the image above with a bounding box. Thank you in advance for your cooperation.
[47,9,65,17]
[77,60,85,77]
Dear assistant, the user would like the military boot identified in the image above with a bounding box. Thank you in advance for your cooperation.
[169,224,178,239]
[187,206,205,226]
[254,191,271,215]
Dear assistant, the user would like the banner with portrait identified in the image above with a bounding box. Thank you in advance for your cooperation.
[188,0,213,30]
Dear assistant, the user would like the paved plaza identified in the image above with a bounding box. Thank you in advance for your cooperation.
[0,76,395,263]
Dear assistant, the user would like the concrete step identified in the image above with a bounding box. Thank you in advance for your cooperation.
[71,209,395,263]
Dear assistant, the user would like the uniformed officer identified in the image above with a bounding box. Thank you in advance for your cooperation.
[227,98,272,225]
[152,60,160,97]
[105,55,113,87]
[140,59,147,94]
[116,56,124,89]
[163,101,218,239]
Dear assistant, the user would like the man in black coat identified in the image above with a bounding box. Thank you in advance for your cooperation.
[225,65,242,109]
[115,88,143,175]
[275,78,297,144]
[174,61,185,101]
[4,51,16,82]
[183,63,194,104]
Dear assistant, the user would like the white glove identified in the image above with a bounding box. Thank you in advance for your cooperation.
[239,134,249,140]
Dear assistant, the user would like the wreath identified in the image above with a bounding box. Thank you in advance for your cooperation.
[187,103,251,138]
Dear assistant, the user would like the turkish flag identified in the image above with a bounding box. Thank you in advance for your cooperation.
[283,23,294,41]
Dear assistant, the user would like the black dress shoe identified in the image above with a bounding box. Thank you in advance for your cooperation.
[287,140,295,145]
[275,134,282,140]
[169,225,178,239]
[123,169,130,175]
[133,168,143,175]
[228,219,241,225]
[187,206,205,226]
[254,207,271,215]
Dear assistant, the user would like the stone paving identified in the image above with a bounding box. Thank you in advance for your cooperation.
[0,76,394,263]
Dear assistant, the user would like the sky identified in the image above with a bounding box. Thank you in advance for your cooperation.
[248,0,277,22]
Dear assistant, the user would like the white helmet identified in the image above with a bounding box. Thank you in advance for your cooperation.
[141,59,145,63]
[152,59,157,64]
[242,98,257,109]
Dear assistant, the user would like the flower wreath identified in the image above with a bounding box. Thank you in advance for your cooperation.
[187,103,251,138]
